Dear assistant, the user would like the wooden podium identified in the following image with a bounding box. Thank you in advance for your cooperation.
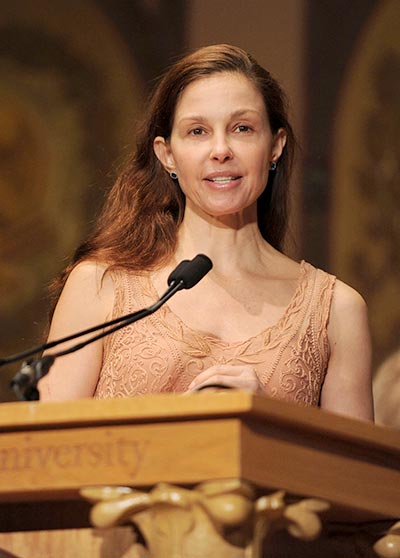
[0,391,399,557]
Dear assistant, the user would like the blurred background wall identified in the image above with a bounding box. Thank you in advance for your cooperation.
[0,0,398,402]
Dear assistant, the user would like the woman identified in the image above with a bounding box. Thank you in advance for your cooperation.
[39,44,373,421]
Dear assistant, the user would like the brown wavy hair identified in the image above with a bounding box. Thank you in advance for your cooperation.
[53,44,295,298]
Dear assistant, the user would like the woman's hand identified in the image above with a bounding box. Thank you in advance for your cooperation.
[187,364,265,394]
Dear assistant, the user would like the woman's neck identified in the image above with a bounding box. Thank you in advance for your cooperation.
[175,206,276,275]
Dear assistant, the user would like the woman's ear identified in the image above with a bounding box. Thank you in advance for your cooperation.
[271,128,287,161]
[153,136,176,174]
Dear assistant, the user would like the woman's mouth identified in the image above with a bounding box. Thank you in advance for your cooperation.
[204,175,242,189]
[207,176,240,184]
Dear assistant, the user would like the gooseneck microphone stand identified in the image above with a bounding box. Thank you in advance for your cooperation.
[1,255,212,402]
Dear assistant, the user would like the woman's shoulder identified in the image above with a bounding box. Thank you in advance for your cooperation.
[66,260,111,291]
[67,259,107,282]
[299,260,366,313]
[322,276,369,353]
[60,260,115,319]
[330,278,367,314]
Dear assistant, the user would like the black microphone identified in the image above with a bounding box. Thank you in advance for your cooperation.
[176,254,213,289]
[167,254,212,288]
[8,254,213,401]
[167,259,190,286]
[10,356,55,402]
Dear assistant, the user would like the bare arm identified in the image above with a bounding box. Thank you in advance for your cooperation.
[38,261,114,401]
[320,280,374,421]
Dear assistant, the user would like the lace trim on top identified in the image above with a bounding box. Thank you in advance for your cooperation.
[94,261,336,406]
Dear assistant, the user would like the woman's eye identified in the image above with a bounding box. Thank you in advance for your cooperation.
[189,128,205,136]
[235,124,252,133]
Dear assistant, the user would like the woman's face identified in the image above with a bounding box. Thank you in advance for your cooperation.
[154,72,286,221]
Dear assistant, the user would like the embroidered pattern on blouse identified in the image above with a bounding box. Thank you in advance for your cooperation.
[94,262,335,406]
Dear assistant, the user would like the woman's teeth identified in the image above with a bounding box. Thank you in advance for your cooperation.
[209,176,237,183]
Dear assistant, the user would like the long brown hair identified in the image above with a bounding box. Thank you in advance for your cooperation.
[53,44,295,297]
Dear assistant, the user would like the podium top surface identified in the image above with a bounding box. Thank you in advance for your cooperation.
[0,391,399,454]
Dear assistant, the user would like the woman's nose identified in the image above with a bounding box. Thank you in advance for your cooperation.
[209,134,233,162]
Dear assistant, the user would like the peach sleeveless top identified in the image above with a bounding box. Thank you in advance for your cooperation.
[94,261,335,406]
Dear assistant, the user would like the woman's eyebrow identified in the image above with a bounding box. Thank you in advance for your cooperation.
[177,108,261,125]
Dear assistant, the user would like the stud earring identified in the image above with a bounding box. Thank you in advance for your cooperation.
[170,171,178,180]
[270,161,277,171]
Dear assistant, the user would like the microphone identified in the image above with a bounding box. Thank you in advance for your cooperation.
[8,254,213,401]
[10,356,55,402]
[167,254,212,288]
[176,254,213,289]
[167,259,190,286]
